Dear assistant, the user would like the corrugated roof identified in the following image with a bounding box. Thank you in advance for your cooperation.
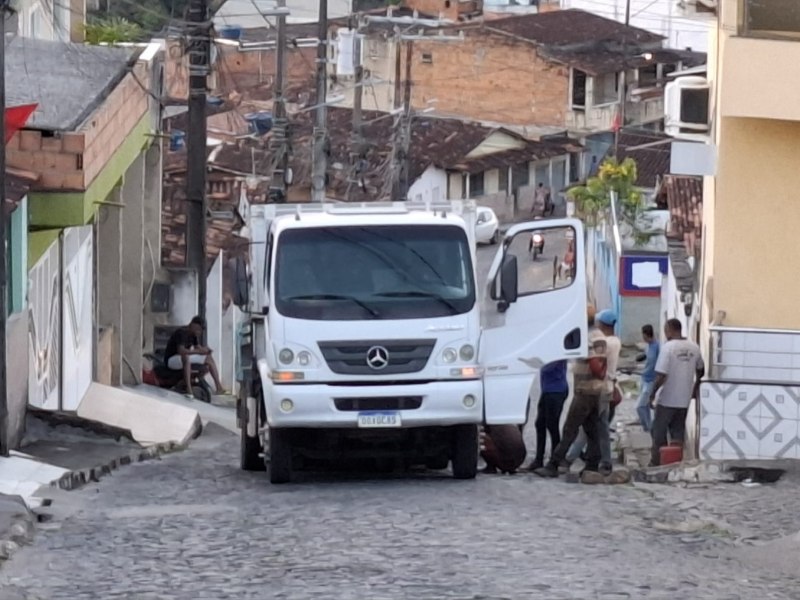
[6,37,139,131]
[614,131,672,189]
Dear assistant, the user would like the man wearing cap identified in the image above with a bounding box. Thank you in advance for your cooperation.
[563,309,621,475]
[535,305,607,480]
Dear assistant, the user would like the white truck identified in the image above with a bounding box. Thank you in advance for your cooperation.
[235,200,587,483]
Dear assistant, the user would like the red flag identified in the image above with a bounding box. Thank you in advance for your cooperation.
[5,104,38,144]
[611,108,622,133]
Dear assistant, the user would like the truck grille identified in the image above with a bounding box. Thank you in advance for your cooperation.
[318,339,436,375]
[333,396,423,411]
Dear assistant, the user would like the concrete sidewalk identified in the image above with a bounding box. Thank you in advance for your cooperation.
[0,385,238,566]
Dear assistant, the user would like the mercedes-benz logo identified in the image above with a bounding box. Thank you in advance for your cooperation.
[366,346,390,370]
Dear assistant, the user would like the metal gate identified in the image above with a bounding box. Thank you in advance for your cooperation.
[28,238,60,410]
[61,226,93,411]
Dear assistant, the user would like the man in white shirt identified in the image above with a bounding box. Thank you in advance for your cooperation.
[649,318,705,466]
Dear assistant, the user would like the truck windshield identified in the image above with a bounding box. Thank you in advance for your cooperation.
[274,225,476,320]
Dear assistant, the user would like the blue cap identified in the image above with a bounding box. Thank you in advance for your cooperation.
[596,309,618,326]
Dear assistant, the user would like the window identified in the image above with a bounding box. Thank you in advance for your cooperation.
[498,168,509,192]
[743,0,800,38]
[468,172,484,198]
[569,152,581,183]
[274,225,476,321]
[592,72,618,105]
[422,52,433,64]
[571,69,587,109]
[638,64,658,88]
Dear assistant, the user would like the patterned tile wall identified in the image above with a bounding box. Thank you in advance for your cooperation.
[699,382,800,460]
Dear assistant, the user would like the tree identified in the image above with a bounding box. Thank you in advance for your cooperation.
[567,157,644,228]
[84,17,145,44]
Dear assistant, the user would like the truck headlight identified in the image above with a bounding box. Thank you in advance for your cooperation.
[442,347,458,363]
[459,344,475,361]
[278,348,294,365]
[297,351,312,366]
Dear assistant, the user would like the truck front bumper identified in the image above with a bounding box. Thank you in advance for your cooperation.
[264,379,483,428]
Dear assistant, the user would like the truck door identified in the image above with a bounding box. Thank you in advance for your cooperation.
[479,218,588,424]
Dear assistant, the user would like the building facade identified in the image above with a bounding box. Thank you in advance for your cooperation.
[698,0,800,461]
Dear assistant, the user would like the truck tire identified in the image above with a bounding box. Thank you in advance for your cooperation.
[268,427,292,484]
[451,424,478,480]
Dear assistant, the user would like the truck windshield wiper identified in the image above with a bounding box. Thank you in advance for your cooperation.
[373,290,459,314]
[286,294,380,318]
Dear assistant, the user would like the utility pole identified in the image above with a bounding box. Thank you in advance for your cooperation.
[269,0,289,203]
[311,0,328,202]
[0,1,9,456]
[186,0,210,325]
[614,0,632,158]
[394,39,413,202]
[347,18,364,201]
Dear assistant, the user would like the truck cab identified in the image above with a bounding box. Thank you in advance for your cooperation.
[237,201,586,483]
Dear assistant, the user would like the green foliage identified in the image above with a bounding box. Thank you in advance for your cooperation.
[84,17,144,44]
[89,0,191,36]
[567,157,645,230]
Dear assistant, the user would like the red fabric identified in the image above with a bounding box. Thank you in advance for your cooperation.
[611,108,622,133]
[5,104,38,143]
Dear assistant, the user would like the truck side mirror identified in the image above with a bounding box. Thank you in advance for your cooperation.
[498,254,518,312]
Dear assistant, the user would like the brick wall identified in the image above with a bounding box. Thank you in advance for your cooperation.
[407,32,570,127]
[403,0,483,20]
[166,42,316,101]
[6,63,150,191]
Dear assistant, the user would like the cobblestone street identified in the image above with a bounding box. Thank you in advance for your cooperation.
[1,424,799,600]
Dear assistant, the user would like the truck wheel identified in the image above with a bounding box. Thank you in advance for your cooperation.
[268,427,292,484]
[451,424,478,480]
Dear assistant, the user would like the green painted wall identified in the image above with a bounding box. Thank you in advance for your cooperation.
[28,114,152,228]
[9,197,28,314]
[28,229,60,270]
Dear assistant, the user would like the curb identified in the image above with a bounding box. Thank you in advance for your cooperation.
[0,496,35,564]
[49,439,189,492]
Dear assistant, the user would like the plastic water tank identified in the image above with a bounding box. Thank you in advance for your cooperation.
[169,130,186,151]
[218,26,243,40]
[245,112,273,135]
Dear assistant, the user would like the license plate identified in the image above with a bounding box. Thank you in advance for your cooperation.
[357,411,402,428]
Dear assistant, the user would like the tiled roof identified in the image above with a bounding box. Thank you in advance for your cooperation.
[485,9,664,47]
[614,131,672,189]
[659,174,703,258]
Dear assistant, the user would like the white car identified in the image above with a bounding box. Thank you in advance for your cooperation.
[475,207,500,245]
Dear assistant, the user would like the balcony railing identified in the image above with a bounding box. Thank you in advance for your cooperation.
[709,325,800,384]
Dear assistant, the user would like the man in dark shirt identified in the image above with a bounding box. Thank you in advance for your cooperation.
[164,316,226,396]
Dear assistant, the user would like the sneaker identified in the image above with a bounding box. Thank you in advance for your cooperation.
[557,460,572,474]
[528,460,544,471]
[599,463,613,476]
[533,465,559,478]
[580,470,606,485]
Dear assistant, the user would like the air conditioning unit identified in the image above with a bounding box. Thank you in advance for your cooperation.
[664,76,711,142]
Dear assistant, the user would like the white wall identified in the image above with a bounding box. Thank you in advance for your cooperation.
[408,166,448,202]
[560,0,713,52]
[169,272,198,325]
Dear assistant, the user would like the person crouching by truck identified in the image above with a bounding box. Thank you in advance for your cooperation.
[648,319,704,466]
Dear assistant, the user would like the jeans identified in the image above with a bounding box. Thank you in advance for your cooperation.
[549,393,602,471]
[650,405,688,466]
[637,380,655,432]
[566,395,612,469]
[533,390,569,465]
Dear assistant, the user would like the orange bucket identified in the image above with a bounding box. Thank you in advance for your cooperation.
[660,443,683,466]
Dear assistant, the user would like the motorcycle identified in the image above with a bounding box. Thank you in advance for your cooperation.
[142,350,214,403]
[529,231,545,260]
